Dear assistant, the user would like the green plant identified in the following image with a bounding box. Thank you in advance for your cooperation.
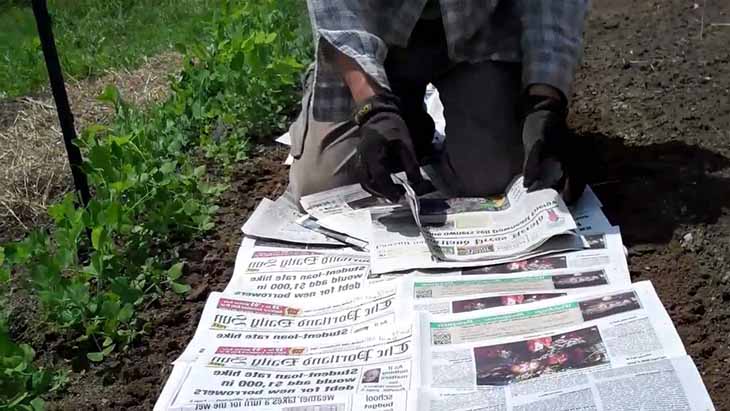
[0,270,66,411]
[2,86,226,360]
[1,0,312,405]
[172,0,311,165]
[0,325,66,410]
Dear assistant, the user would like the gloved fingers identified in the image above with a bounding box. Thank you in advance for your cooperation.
[562,175,586,205]
[393,140,430,192]
[561,151,587,205]
[522,140,544,190]
[356,142,403,202]
[392,141,436,196]
[365,164,405,202]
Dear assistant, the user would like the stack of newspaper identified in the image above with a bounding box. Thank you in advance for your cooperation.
[154,173,715,410]
[154,87,714,410]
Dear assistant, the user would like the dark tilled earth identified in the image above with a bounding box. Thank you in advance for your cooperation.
[19,0,730,409]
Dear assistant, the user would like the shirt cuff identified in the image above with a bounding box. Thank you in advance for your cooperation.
[522,53,575,102]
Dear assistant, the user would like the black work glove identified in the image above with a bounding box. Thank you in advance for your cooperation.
[354,93,435,201]
[521,94,586,204]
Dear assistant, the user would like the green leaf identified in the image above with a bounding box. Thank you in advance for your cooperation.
[86,352,104,362]
[174,42,187,54]
[193,165,206,178]
[182,199,199,215]
[103,337,114,348]
[97,85,121,107]
[167,263,184,281]
[103,344,116,356]
[0,247,7,283]
[160,161,176,174]
[30,397,45,411]
[171,281,191,294]
[100,299,121,319]
[231,52,245,71]
[91,226,104,250]
[118,303,134,324]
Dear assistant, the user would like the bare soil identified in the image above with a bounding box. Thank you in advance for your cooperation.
[7,0,730,409]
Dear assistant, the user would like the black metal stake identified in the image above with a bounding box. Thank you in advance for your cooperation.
[31,0,91,208]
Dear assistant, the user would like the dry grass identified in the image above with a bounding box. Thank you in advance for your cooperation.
[0,52,182,242]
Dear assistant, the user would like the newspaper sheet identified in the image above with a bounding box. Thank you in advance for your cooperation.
[370,223,583,275]
[299,183,396,242]
[275,132,291,146]
[297,165,449,244]
[455,227,629,279]
[399,268,631,315]
[573,204,612,236]
[390,175,578,263]
[419,355,714,410]
[177,287,401,362]
[155,334,419,411]
[242,198,345,246]
[413,281,716,409]
[224,238,402,306]
[419,282,682,369]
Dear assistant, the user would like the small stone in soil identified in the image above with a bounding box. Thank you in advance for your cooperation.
[681,232,694,248]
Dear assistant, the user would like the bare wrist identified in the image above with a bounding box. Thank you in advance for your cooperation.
[333,48,380,103]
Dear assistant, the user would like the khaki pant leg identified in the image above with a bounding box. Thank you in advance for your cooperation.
[287,74,360,202]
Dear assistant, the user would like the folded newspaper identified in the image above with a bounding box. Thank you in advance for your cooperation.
[370,176,584,273]
[154,169,716,409]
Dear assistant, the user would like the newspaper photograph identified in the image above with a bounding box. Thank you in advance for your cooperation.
[177,288,402,361]
[418,356,714,411]
[242,197,345,246]
[155,334,419,411]
[401,269,630,315]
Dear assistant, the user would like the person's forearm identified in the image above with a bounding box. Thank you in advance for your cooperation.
[333,49,380,103]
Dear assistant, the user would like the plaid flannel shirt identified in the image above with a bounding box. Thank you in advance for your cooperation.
[306,0,589,122]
